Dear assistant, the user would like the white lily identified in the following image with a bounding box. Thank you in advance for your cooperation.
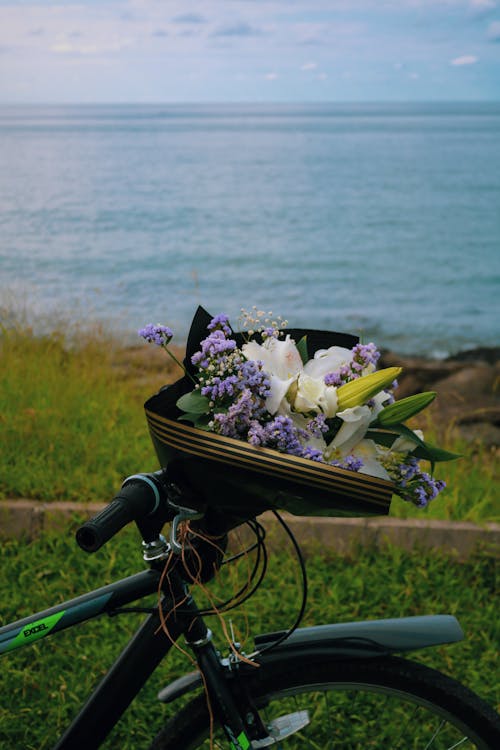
[327,404,372,456]
[303,345,353,379]
[352,439,392,480]
[318,384,339,418]
[242,335,303,415]
[293,373,339,417]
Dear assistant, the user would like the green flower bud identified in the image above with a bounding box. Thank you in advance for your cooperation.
[337,367,402,411]
[377,391,437,426]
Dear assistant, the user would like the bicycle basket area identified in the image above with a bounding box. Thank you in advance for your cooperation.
[144,307,394,524]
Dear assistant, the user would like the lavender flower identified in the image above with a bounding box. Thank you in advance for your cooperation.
[303,446,325,462]
[213,389,256,438]
[138,324,173,347]
[191,330,237,366]
[324,342,381,388]
[352,342,380,369]
[249,415,305,457]
[306,414,329,438]
[382,453,446,507]
[207,313,232,337]
[329,455,364,472]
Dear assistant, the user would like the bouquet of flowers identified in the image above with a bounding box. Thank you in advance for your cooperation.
[141,307,459,519]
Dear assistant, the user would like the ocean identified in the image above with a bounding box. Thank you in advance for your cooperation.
[0,102,499,357]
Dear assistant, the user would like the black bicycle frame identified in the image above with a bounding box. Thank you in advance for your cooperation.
[1,566,192,749]
[1,559,256,750]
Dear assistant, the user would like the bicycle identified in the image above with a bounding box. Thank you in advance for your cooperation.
[1,469,499,749]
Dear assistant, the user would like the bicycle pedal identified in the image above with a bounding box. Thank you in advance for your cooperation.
[250,710,310,747]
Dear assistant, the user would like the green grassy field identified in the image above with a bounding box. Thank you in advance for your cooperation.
[0,528,498,749]
[0,322,497,521]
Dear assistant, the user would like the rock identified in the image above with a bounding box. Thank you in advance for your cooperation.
[454,422,500,447]
[434,365,497,396]
[448,347,500,366]
[379,349,499,447]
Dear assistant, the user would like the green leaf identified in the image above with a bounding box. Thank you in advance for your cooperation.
[178,413,212,430]
[366,425,462,466]
[412,444,463,464]
[366,428,401,448]
[296,335,309,365]
[176,390,210,414]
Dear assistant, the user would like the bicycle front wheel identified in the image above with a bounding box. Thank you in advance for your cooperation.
[150,654,500,749]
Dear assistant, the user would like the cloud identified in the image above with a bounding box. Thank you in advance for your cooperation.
[172,14,206,25]
[211,22,263,37]
[265,72,278,80]
[50,37,132,56]
[487,20,500,40]
[300,61,317,71]
[450,54,479,65]
[469,0,496,11]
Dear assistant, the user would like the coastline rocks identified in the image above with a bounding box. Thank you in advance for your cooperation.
[380,350,499,446]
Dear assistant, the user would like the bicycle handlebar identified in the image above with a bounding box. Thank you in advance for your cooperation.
[75,473,167,553]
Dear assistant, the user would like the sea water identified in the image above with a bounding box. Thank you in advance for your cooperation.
[0,102,499,356]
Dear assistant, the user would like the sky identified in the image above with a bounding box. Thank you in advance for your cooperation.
[0,0,499,103]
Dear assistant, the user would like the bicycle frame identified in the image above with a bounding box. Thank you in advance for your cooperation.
[0,544,467,750]
[1,567,178,748]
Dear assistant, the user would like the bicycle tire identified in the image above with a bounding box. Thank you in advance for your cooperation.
[149,654,500,749]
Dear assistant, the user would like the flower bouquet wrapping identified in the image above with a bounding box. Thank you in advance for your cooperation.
[143,307,458,526]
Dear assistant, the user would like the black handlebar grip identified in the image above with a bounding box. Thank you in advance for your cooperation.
[75,477,160,552]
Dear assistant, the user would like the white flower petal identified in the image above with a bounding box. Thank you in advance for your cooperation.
[318,386,338,418]
[370,390,392,419]
[243,335,303,381]
[351,439,392,480]
[358,457,392,480]
[266,374,296,415]
[294,373,324,413]
[304,345,353,379]
[329,405,372,455]
[391,429,424,454]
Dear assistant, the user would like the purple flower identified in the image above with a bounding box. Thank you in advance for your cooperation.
[352,342,380,369]
[306,414,329,438]
[303,446,325,462]
[330,455,363,472]
[207,314,232,337]
[384,454,446,507]
[191,330,237,366]
[238,360,271,399]
[138,324,173,346]
[324,342,381,388]
[324,371,343,387]
[201,374,240,401]
[249,415,305,457]
[213,389,255,438]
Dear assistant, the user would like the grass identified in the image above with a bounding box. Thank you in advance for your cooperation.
[0,323,180,502]
[0,527,498,749]
[1,321,498,521]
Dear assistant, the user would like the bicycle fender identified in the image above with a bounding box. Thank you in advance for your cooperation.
[158,671,203,704]
[254,615,464,659]
[157,615,463,704]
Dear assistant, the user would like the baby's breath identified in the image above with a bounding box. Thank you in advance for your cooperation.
[239,307,288,340]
